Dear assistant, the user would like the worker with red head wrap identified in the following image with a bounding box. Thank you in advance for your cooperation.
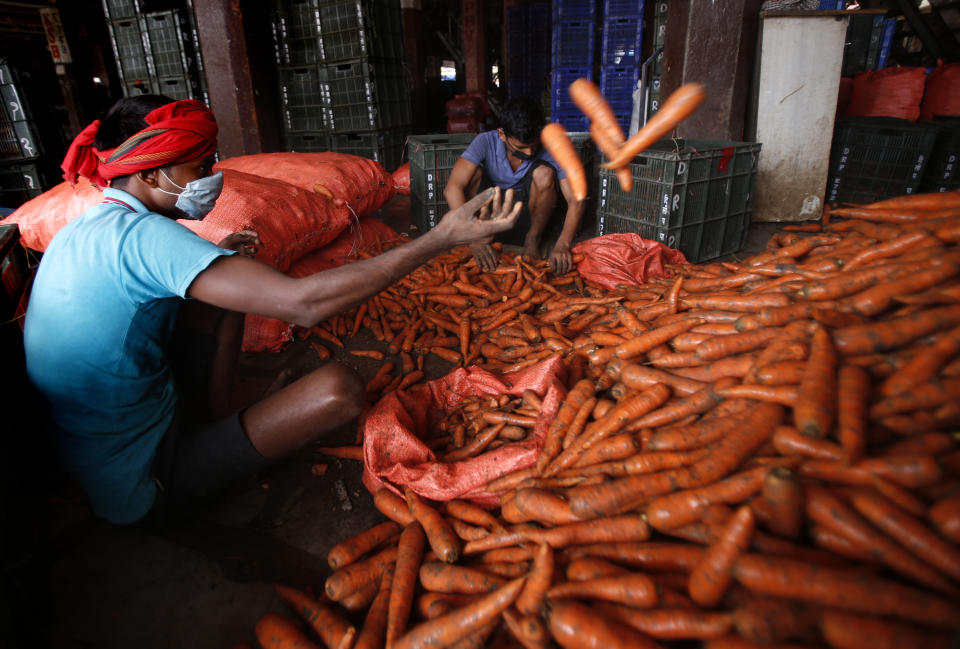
[25,95,522,526]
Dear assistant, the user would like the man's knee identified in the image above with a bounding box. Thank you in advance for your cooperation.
[531,164,556,192]
[321,363,366,418]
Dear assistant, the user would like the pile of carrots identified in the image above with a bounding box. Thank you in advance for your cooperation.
[253,188,960,649]
[429,390,544,462]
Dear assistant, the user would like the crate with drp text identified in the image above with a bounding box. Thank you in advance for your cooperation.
[596,139,761,264]
[919,118,960,193]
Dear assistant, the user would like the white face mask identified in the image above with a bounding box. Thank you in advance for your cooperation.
[157,169,224,220]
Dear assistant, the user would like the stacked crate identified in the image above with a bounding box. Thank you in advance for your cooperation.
[505,3,551,102]
[273,0,409,169]
[550,0,595,131]
[599,0,644,135]
[648,0,667,119]
[0,60,45,207]
[102,0,207,103]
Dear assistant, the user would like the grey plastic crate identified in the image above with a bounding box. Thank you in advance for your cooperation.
[329,129,407,171]
[279,65,330,132]
[101,0,139,21]
[283,131,330,152]
[596,139,761,263]
[317,0,404,62]
[0,71,41,162]
[142,11,189,78]
[0,163,43,206]
[123,79,155,97]
[155,76,195,101]
[319,59,410,133]
[108,18,153,82]
[275,0,324,66]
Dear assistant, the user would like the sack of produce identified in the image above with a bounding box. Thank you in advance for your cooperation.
[572,233,687,290]
[847,67,927,122]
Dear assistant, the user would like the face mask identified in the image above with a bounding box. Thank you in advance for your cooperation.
[157,169,223,220]
[505,139,536,161]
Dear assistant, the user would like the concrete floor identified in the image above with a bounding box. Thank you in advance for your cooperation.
[5,193,787,649]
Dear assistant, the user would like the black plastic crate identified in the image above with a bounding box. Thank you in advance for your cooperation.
[155,76,195,101]
[601,16,644,67]
[0,163,43,207]
[319,59,410,133]
[317,0,404,62]
[108,18,153,82]
[101,0,139,21]
[920,118,960,193]
[0,68,41,162]
[596,139,761,263]
[828,117,939,204]
[552,20,595,67]
[283,131,330,152]
[275,0,324,67]
[603,0,645,17]
[279,65,329,132]
[141,11,189,78]
[329,129,406,171]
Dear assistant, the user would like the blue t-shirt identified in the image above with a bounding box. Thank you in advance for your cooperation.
[461,130,567,191]
[24,188,234,524]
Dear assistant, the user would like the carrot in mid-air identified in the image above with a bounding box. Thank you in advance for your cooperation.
[540,123,587,201]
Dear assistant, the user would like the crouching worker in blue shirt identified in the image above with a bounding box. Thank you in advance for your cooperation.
[443,97,586,275]
[24,95,520,526]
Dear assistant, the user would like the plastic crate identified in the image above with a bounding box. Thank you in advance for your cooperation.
[920,118,960,193]
[600,65,640,106]
[318,0,404,62]
[279,65,329,131]
[142,11,189,78]
[319,59,410,133]
[329,129,406,171]
[601,16,644,67]
[551,0,595,21]
[283,131,330,152]
[0,163,43,207]
[552,20,595,67]
[0,69,41,162]
[653,4,668,47]
[155,76,195,100]
[108,18,153,82]
[275,0,324,66]
[596,139,761,263]
[101,0,139,21]
[123,79,155,97]
[604,0,644,17]
[827,117,939,204]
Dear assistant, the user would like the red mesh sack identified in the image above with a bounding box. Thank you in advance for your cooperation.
[361,355,567,506]
[215,152,397,215]
[392,162,410,196]
[446,94,485,118]
[448,118,482,134]
[920,63,960,121]
[572,233,687,290]
[241,217,401,352]
[1,180,102,251]
[847,67,927,122]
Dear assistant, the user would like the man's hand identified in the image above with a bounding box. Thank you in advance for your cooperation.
[549,242,573,275]
[218,229,261,258]
[434,187,522,248]
[470,242,500,272]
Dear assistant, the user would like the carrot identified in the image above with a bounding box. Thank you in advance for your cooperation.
[689,505,755,607]
[444,499,502,532]
[832,304,960,356]
[849,489,960,583]
[547,572,658,607]
[515,543,553,615]
[804,484,956,594]
[880,324,960,396]
[791,323,837,438]
[521,513,650,548]
[385,523,426,648]
[843,229,940,270]
[565,558,630,581]
[752,360,806,385]
[716,384,798,407]
[569,78,624,158]
[317,446,364,460]
[274,584,356,649]
[502,609,551,649]
[614,317,703,360]
[327,521,400,570]
[559,396,597,450]
[391,578,524,649]
[646,405,748,451]
[732,554,960,628]
[595,603,733,639]
[603,83,706,169]
[404,487,460,563]
[862,190,960,212]
[772,425,843,461]
[809,523,869,562]
[545,598,662,649]
[731,598,820,646]
[928,495,960,544]
[836,364,870,465]
[541,123,587,201]
[373,488,415,526]
[759,467,803,540]
[846,260,960,317]
[644,466,768,532]
[538,379,595,473]
[255,612,323,649]
[572,433,639,467]
[418,561,509,595]
[353,569,394,649]
[856,455,943,488]
[502,487,582,526]
[694,327,789,363]
[563,542,704,573]
[819,609,953,649]
[627,379,728,430]
[618,361,707,396]
[325,545,399,601]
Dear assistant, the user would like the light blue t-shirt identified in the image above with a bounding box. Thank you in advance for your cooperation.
[24,188,234,524]
[461,130,567,191]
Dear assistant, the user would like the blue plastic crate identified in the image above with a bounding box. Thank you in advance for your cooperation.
[600,65,640,105]
[552,20,595,67]
[601,16,643,67]
[876,18,896,69]
[551,67,592,102]
[552,0,595,22]
[550,111,589,132]
[603,0,644,18]
[817,0,845,8]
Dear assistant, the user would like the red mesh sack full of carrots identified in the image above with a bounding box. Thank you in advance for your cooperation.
[572,233,687,291]
[361,354,567,507]
[920,62,960,122]
[241,217,401,353]
[847,67,928,122]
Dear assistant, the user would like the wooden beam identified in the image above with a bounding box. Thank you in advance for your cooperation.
[462,0,486,93]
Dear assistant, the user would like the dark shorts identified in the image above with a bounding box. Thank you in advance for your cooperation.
[481,159,557,246]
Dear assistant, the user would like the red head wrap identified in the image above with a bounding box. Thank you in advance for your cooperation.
[61,99,218,187]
